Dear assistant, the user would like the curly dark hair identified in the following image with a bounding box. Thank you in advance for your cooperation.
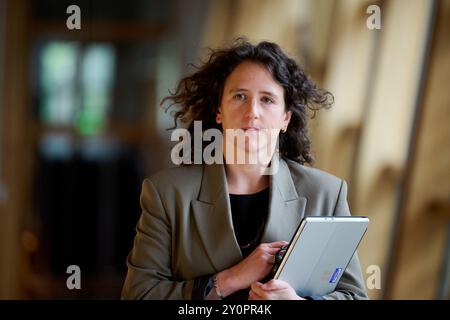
[162,38,333,165]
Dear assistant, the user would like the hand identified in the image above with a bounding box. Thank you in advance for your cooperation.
[220,241,288,294]
[248,279,305,300]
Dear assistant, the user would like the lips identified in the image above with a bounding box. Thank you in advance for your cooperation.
[242,127,260,131]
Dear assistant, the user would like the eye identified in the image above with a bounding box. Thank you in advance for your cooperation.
[261,96,274,104]
[233,93,246,101]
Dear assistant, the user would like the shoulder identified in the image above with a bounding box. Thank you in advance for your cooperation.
[144,164,203,196]
[149,164,203,184]
[284,159,344,195]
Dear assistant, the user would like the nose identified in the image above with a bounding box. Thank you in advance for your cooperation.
[244,97,260,120]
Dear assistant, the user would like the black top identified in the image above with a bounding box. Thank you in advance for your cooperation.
[192,188,270,300]
[229,188,270,257]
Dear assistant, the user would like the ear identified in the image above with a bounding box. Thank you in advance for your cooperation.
[216,107,222,124]
[283,110,292,128]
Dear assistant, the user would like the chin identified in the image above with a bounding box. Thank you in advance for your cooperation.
[243,140,260,153]
[245,143,271,160]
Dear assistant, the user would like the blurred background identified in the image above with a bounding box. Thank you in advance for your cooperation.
[0,0,448,300]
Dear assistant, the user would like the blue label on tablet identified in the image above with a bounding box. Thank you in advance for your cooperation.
[329,268,342,283]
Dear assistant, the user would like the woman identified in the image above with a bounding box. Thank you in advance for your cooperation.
[121,39,368,300]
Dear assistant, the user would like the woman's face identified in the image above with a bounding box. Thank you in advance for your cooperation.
[217,61,291,161]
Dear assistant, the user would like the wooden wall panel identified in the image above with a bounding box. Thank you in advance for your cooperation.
[388,0,450,299]
[353,0,435,299]
[201,0,312,60]
[311,0,378,183]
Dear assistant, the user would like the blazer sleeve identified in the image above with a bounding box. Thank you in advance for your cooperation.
[121,178,194,299]
[321,179,369,300]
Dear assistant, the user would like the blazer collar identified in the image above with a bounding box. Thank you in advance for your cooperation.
[191,159,307,272]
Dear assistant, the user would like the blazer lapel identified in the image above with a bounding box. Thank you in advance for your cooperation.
[191,159,307,272]
[261,159,307,243]
[191,163,243,272]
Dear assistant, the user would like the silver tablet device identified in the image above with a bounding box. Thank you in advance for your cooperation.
[273,216,369,297]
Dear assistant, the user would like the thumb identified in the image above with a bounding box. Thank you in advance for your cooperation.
[262,279,287,291]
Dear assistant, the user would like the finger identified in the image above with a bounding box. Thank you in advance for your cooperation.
[266,241,289,248]
[248,289,264,300]
[264,247,283,255]
[250,281,263,290]
[262,279,289,291]
[261,252,277,264]
[250,282,265,295]
[249,287,266,300]
[260,242,285,250]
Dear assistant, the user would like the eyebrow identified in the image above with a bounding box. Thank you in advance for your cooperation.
[229,88,279,98]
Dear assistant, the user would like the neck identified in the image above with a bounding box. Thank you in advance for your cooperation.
[225,163,269,194]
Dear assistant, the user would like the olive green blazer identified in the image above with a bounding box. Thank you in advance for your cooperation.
[121,159,368,300]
